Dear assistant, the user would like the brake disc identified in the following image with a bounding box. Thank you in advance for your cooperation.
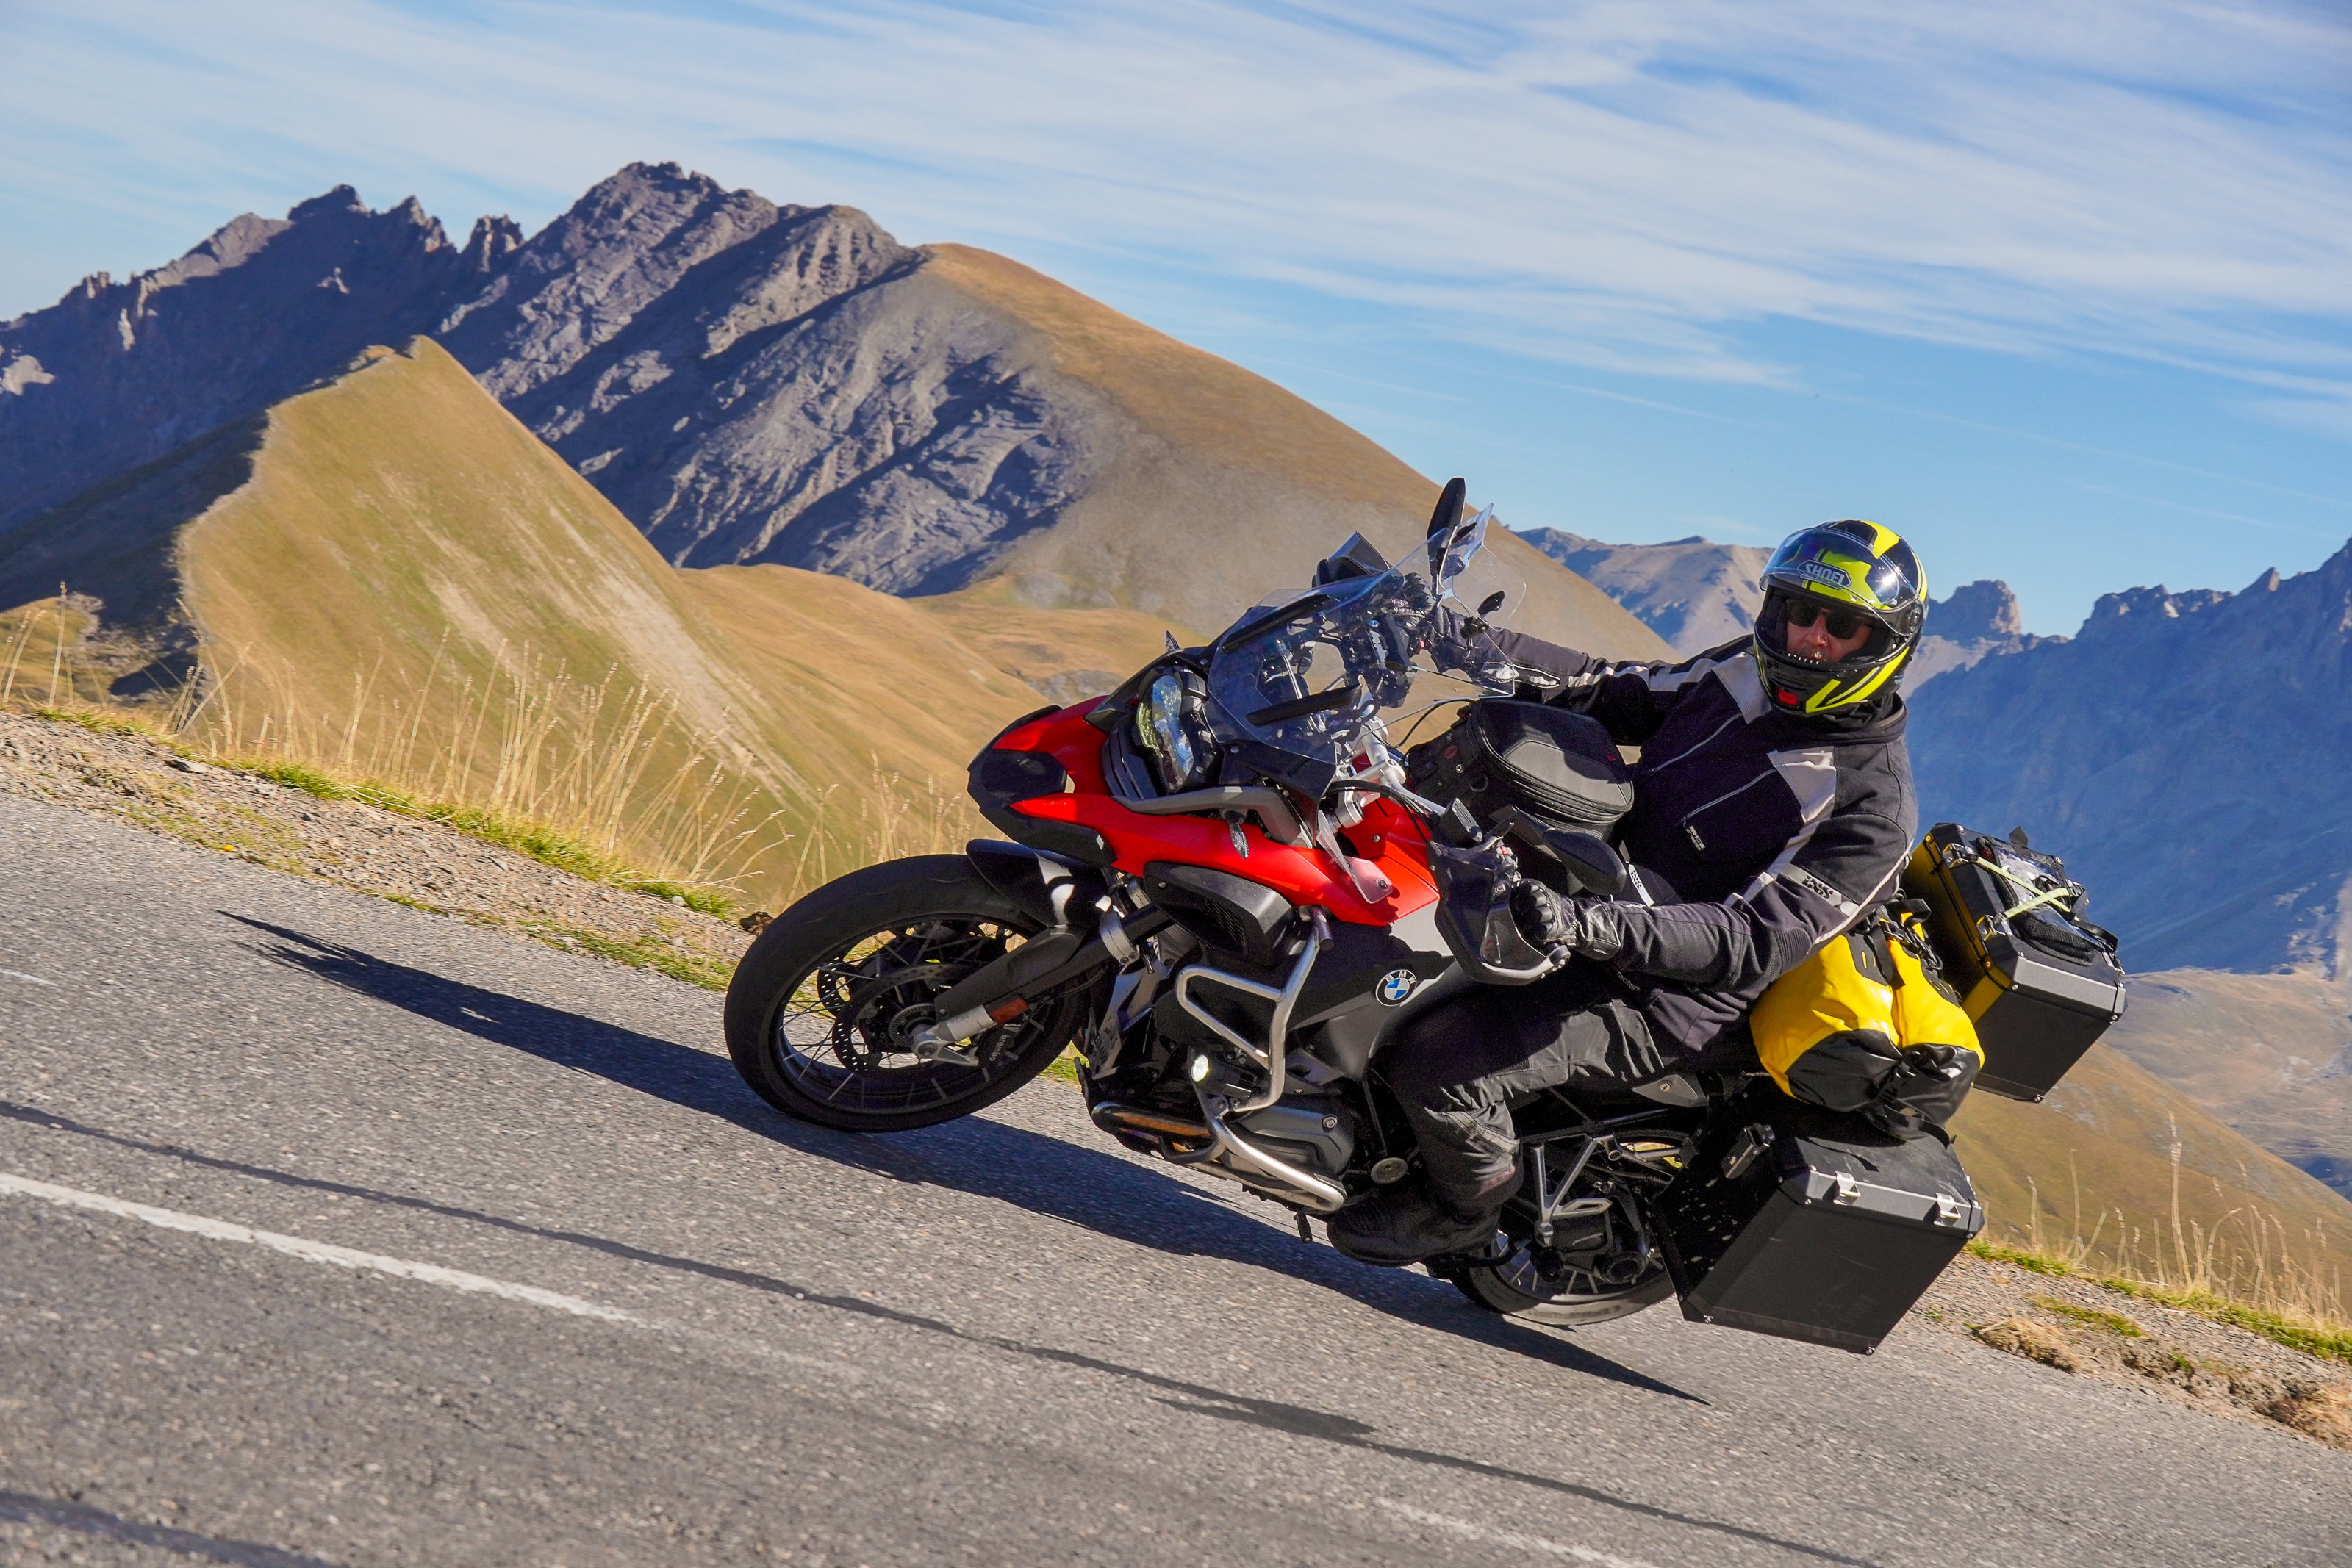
[828,964,965,1070]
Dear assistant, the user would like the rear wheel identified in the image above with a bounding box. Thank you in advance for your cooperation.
[723,855,1087,1132]
[1452,1248,1673,1326]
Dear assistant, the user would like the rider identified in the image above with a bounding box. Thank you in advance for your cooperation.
[1328,519,1928,1266]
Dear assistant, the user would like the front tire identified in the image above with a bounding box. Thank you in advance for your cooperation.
[724,855,1086,1132]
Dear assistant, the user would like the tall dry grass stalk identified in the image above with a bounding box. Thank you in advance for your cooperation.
[2013,1141,2348,1337]
[6,602,977,907]
[0,592,78,709]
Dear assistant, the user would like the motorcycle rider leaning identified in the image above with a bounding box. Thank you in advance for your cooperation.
[1327,519,1927,1267]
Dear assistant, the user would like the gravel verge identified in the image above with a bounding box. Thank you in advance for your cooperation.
[0,708,753,988]
[1915,1249,2352,1449]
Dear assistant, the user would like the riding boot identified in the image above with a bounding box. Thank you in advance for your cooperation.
[1324,1168,1521,1267]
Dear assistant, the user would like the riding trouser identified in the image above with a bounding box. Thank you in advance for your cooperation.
[1381,964,1681,1212]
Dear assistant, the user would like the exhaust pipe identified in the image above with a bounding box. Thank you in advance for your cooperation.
[1090,1102,1213,1143]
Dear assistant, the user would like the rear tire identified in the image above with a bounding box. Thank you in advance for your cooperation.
[724,855,1086,1132]
[1451,1250,1674,1327]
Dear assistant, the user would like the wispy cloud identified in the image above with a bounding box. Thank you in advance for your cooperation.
[4,0,2348,427]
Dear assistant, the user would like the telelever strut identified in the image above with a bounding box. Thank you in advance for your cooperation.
[909,907,1172,1063]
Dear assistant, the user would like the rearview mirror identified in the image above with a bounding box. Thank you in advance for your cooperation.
[1427,476,1466,540]
[1426,477,1467,578]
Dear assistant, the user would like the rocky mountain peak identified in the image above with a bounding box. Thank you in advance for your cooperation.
[437,162,833,400]
[287,184,367,222]
[459,215,525,275]
[0,183,506,532]
[1929,579,2023,641]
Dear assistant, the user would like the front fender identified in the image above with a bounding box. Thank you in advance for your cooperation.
[965,840,1108,931]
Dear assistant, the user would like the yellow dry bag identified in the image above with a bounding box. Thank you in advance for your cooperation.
[1750,907,1982,1133]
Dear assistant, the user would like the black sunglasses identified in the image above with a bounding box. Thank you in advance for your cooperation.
[1783,600,1868,640]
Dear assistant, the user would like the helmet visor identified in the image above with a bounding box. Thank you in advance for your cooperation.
[1762,528,1916,616]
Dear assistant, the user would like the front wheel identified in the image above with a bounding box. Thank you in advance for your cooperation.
[724,855,1087,1132]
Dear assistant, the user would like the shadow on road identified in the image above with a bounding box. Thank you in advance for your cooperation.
[229,913,1705,1402]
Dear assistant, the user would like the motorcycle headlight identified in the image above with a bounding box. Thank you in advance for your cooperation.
[1137,671,1213,792]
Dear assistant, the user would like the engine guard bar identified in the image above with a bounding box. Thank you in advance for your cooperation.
[1193,1088,1348,1213]
[1089,1098,1347,1213]
[1173,908,1330,1114]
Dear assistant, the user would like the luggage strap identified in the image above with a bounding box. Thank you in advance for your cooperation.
[1951,845,2119,955]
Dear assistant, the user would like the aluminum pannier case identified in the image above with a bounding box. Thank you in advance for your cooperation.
[1901,823,2129,1102]
[1655,1093,1985,1355]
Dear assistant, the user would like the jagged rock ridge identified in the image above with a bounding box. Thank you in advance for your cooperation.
[1,165,1665,651]
[1909,547,2352,974]
[437,162,1101,592]
[1517,526,2036,685]
[0,188,517,532]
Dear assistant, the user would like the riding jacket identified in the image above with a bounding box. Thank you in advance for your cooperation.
[1490,631,1918,1060]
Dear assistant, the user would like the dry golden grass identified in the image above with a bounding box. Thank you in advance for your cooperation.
[2,594,991,920]
[1951,1040,2352,1306]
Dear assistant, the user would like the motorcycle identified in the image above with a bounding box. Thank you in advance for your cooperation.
[724,481,1965,1333]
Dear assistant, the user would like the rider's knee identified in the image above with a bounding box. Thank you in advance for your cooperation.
[1383,1003,1485,1104]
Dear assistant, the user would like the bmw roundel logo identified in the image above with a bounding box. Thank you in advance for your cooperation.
[1376,968,1419,1006]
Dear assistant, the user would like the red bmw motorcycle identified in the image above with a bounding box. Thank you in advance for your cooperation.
[725,481,1708,1324]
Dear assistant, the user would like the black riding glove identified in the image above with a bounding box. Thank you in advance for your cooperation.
[1509,883,1629,963]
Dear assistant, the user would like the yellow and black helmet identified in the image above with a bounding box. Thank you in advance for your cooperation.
[1752,520,1926,715]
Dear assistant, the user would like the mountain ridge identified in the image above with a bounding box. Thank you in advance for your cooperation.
[2,165,1665,655]
[1516,525,2039,680]
[0,186,517,533]
[1910,539,2352,976]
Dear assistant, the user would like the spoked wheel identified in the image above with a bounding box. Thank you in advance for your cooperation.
[723,855,1087,1131]
[1448,1132,1690,1326]
[1451,1243,1673,1327]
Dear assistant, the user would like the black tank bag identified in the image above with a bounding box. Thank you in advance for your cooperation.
[1405,700,1632,886]
[1901,824,2128,1103]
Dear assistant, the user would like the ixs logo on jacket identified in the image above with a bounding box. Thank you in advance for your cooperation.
[1376,968,1419,1005]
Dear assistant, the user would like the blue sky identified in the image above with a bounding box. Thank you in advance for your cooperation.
[2,0,2347,633]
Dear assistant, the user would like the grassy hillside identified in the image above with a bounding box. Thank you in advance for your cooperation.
[1,340,1177,907]
[919,245,1668,660]
[2099,967,2352,1199]
[1953,1043,2350,1302]
[915,577,1198,703]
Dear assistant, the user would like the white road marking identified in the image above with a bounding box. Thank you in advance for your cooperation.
[0,1170,640,1325]
[0,968,57,988]
[1379,1499,1666,1568]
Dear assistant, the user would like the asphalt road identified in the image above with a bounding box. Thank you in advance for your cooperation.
[1,790,2345,1568]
